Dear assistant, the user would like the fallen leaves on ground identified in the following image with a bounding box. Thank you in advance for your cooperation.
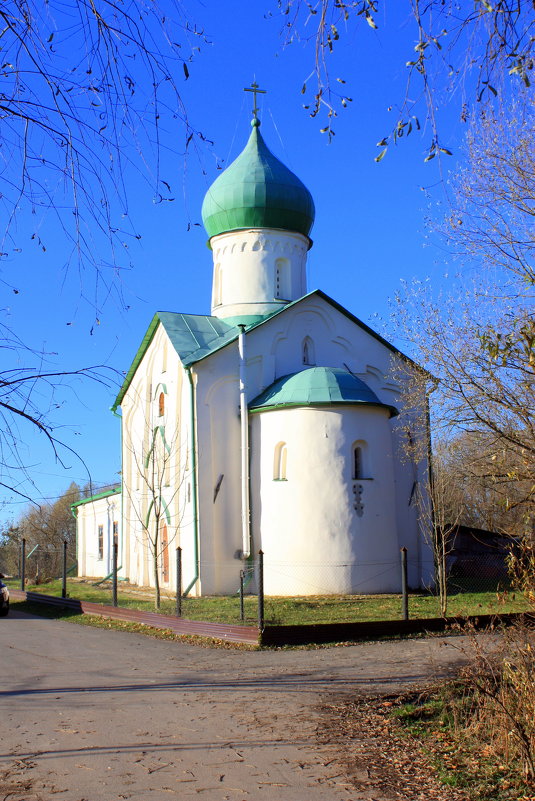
[318,693,471,801]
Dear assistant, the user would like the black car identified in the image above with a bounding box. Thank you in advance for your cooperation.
[0,575,9,617]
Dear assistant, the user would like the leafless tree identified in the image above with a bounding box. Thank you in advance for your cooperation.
[0,361,119,501]
[124,422,186,610]
[1,0,206,283]
[394,378,463,615]
[424,439,465,616]
[276,0,534,153]
[390,95,534,604]
[1,481,81,581]
[0,1,208,500]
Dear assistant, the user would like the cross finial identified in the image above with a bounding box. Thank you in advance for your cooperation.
[244,81,267,121]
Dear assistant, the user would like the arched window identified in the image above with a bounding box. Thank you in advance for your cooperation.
[273,442,288,481]
[275,258,290,299]
[161,340,168,373]
[213,263,222,306]
[352,441,369,479]
[302,336,315,365]
[353,446,363,479]
[158,392,165,417]
[97,525,104,560]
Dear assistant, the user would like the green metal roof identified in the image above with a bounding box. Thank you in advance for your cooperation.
[71,486,121,510]
[111,290,422,413]
[157,312,239,364]
[249,367,398,417]
[111,312,241,411]
[201,119,315,239]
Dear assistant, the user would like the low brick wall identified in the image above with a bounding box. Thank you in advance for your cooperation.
[11,589,533,647]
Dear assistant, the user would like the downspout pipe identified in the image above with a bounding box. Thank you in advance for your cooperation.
[238,324,251,560]
[183,366,200,596]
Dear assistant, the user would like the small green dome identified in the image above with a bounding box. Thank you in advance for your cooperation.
[249,367,398,417]
[202,120,315,239]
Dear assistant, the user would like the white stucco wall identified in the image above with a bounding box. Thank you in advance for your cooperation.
[120,325,199,594]
[75,492,121,579]
[90,292,433,597]
[193,356,243,594]
[210,228,309,320]
[250,405,400,595]
[194,292,433,595]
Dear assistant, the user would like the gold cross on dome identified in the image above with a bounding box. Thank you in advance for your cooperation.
[244,81,267,119]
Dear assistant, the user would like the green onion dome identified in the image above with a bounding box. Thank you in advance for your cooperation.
[249,367,398,417]
[202,119,315,240]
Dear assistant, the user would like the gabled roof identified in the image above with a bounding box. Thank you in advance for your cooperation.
[112,312,240,411]
[157,312,238,363]
[112,290,420,412]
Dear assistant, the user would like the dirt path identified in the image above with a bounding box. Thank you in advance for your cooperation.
[0,610,479,800]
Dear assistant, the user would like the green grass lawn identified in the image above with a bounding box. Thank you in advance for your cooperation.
[7,577,529,626]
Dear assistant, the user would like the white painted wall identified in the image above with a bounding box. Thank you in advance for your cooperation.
[75,493,121,579]
[80,293,432,597]
[250,405,400,595]
[210,228,309,320]
[194,292,433,595]
[194,354,243,594]
[120,324,199,594]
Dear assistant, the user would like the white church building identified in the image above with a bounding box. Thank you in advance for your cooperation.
[74,110,433,598]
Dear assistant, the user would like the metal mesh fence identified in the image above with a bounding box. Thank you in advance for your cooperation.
[11,542,530,626]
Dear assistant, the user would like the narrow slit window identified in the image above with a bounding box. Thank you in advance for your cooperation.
[274,442,288,480]
[98,525,104,560]
[162,341,167,373]
[353,446,363,480]
[302,336,315,365]
[275,258,289,299]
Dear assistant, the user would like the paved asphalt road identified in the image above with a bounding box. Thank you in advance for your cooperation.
[1,609,473,800]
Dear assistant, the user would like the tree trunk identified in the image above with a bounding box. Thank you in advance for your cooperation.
[153,551,161,610]
[149,524,161,610]
[437,543,448,617]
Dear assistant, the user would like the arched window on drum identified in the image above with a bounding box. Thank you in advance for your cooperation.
[352,441,369,480]
[273,442,288,481]
[274,258,290,300]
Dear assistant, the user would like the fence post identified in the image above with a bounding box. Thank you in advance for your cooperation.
[112,536,118,607]
[62,540,68,598]
[257,550,264,631]
[20,538,26,591]
[239,570,245,622]
[176,547,182,617]
[401,546,409,621]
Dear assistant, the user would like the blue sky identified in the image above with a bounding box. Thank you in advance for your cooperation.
[1,1,467,517]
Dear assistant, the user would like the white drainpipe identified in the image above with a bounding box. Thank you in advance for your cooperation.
[238,325,251,559]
